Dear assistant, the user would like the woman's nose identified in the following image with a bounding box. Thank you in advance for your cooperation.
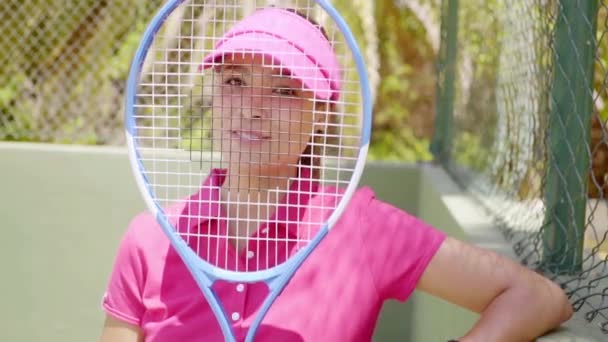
[242,89,266,119]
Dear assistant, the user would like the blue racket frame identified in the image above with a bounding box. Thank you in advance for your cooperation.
[125,0,372,340]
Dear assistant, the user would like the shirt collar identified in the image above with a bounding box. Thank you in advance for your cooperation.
[178,167,319,238]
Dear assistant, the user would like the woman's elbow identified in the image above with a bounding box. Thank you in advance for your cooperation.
[558,288,574,323]
[527,276,573,327]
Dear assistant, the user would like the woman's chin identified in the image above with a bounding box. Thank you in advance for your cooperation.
[226,159,269,173]
[224,158,298,176]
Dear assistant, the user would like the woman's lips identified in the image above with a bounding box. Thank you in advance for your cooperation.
[231,130,271,142]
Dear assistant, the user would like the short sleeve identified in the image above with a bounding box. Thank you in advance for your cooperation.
[359,196,446,302]
[101,216,148,326]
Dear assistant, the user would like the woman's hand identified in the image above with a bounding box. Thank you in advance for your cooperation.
[417,237,573,342]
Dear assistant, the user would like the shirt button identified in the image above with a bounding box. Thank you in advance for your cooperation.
[246,250,255,259]
[231,312,240,321]
[236,283,245,292]
[261,228,268,234]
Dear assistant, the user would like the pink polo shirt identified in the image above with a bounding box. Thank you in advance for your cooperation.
[102,170,446,341]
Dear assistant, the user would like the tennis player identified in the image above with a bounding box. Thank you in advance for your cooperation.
[100,7,572,342]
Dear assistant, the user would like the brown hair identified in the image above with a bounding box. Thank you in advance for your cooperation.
[282,8,341,179]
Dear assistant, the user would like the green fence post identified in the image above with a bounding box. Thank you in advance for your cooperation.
[543,0,599,274]
[431,0,459,163]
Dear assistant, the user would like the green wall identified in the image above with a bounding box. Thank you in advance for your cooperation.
[0,143,593,341]
[0,144,145,341]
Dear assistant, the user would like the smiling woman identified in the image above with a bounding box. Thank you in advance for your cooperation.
[210,54,321,188]
[203,53,329,250]
[101,3,572,342]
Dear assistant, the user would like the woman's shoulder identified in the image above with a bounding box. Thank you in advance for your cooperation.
[316,183,376,202]
[321,185,383,211]
[118,200,186,253]
[335,185,436,233]
[312,184,387,218]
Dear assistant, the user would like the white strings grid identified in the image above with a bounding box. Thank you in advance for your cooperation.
[134,0,363,272]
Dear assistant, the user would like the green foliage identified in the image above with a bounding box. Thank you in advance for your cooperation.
[445,0,504,175]
[0,73,25,107]
[1,0,438,162]
[0,0,161,144]
[596,6,608,123]
[453,132,490,172]
[369,0,435,162]
[107,24,147,80]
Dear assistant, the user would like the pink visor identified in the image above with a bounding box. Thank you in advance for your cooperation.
[201,8,342,101]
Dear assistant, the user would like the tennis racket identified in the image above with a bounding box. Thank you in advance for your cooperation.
[125,0,371,340]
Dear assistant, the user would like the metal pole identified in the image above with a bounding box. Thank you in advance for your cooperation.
[543,0,598,274]
[430,0,459,164]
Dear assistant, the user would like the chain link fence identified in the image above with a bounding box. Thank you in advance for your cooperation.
[0,1,167,145]
[1,0,381,146]
[433,0,608,333]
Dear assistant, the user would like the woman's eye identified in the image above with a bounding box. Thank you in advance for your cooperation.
[273,87,296,97]
[225,77,244,86]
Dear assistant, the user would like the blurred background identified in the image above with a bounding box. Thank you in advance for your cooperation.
[3,0,608,340]
[0,0,436,162]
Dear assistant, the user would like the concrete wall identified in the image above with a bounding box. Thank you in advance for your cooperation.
[0,143,599,341]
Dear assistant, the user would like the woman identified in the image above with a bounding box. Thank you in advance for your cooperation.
[100,7,572,342]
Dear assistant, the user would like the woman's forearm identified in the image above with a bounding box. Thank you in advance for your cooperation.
[460,283,573,342]
[417,237,574,342]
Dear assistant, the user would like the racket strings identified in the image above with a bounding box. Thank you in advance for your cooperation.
[134,0,362,272]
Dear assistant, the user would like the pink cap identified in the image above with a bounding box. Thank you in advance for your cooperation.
[202,8,341,101]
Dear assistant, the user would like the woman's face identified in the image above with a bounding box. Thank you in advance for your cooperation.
[212,54,321,175]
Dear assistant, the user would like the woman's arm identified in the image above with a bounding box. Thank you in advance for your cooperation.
[417,236,573,342]
[100,315,144,342]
